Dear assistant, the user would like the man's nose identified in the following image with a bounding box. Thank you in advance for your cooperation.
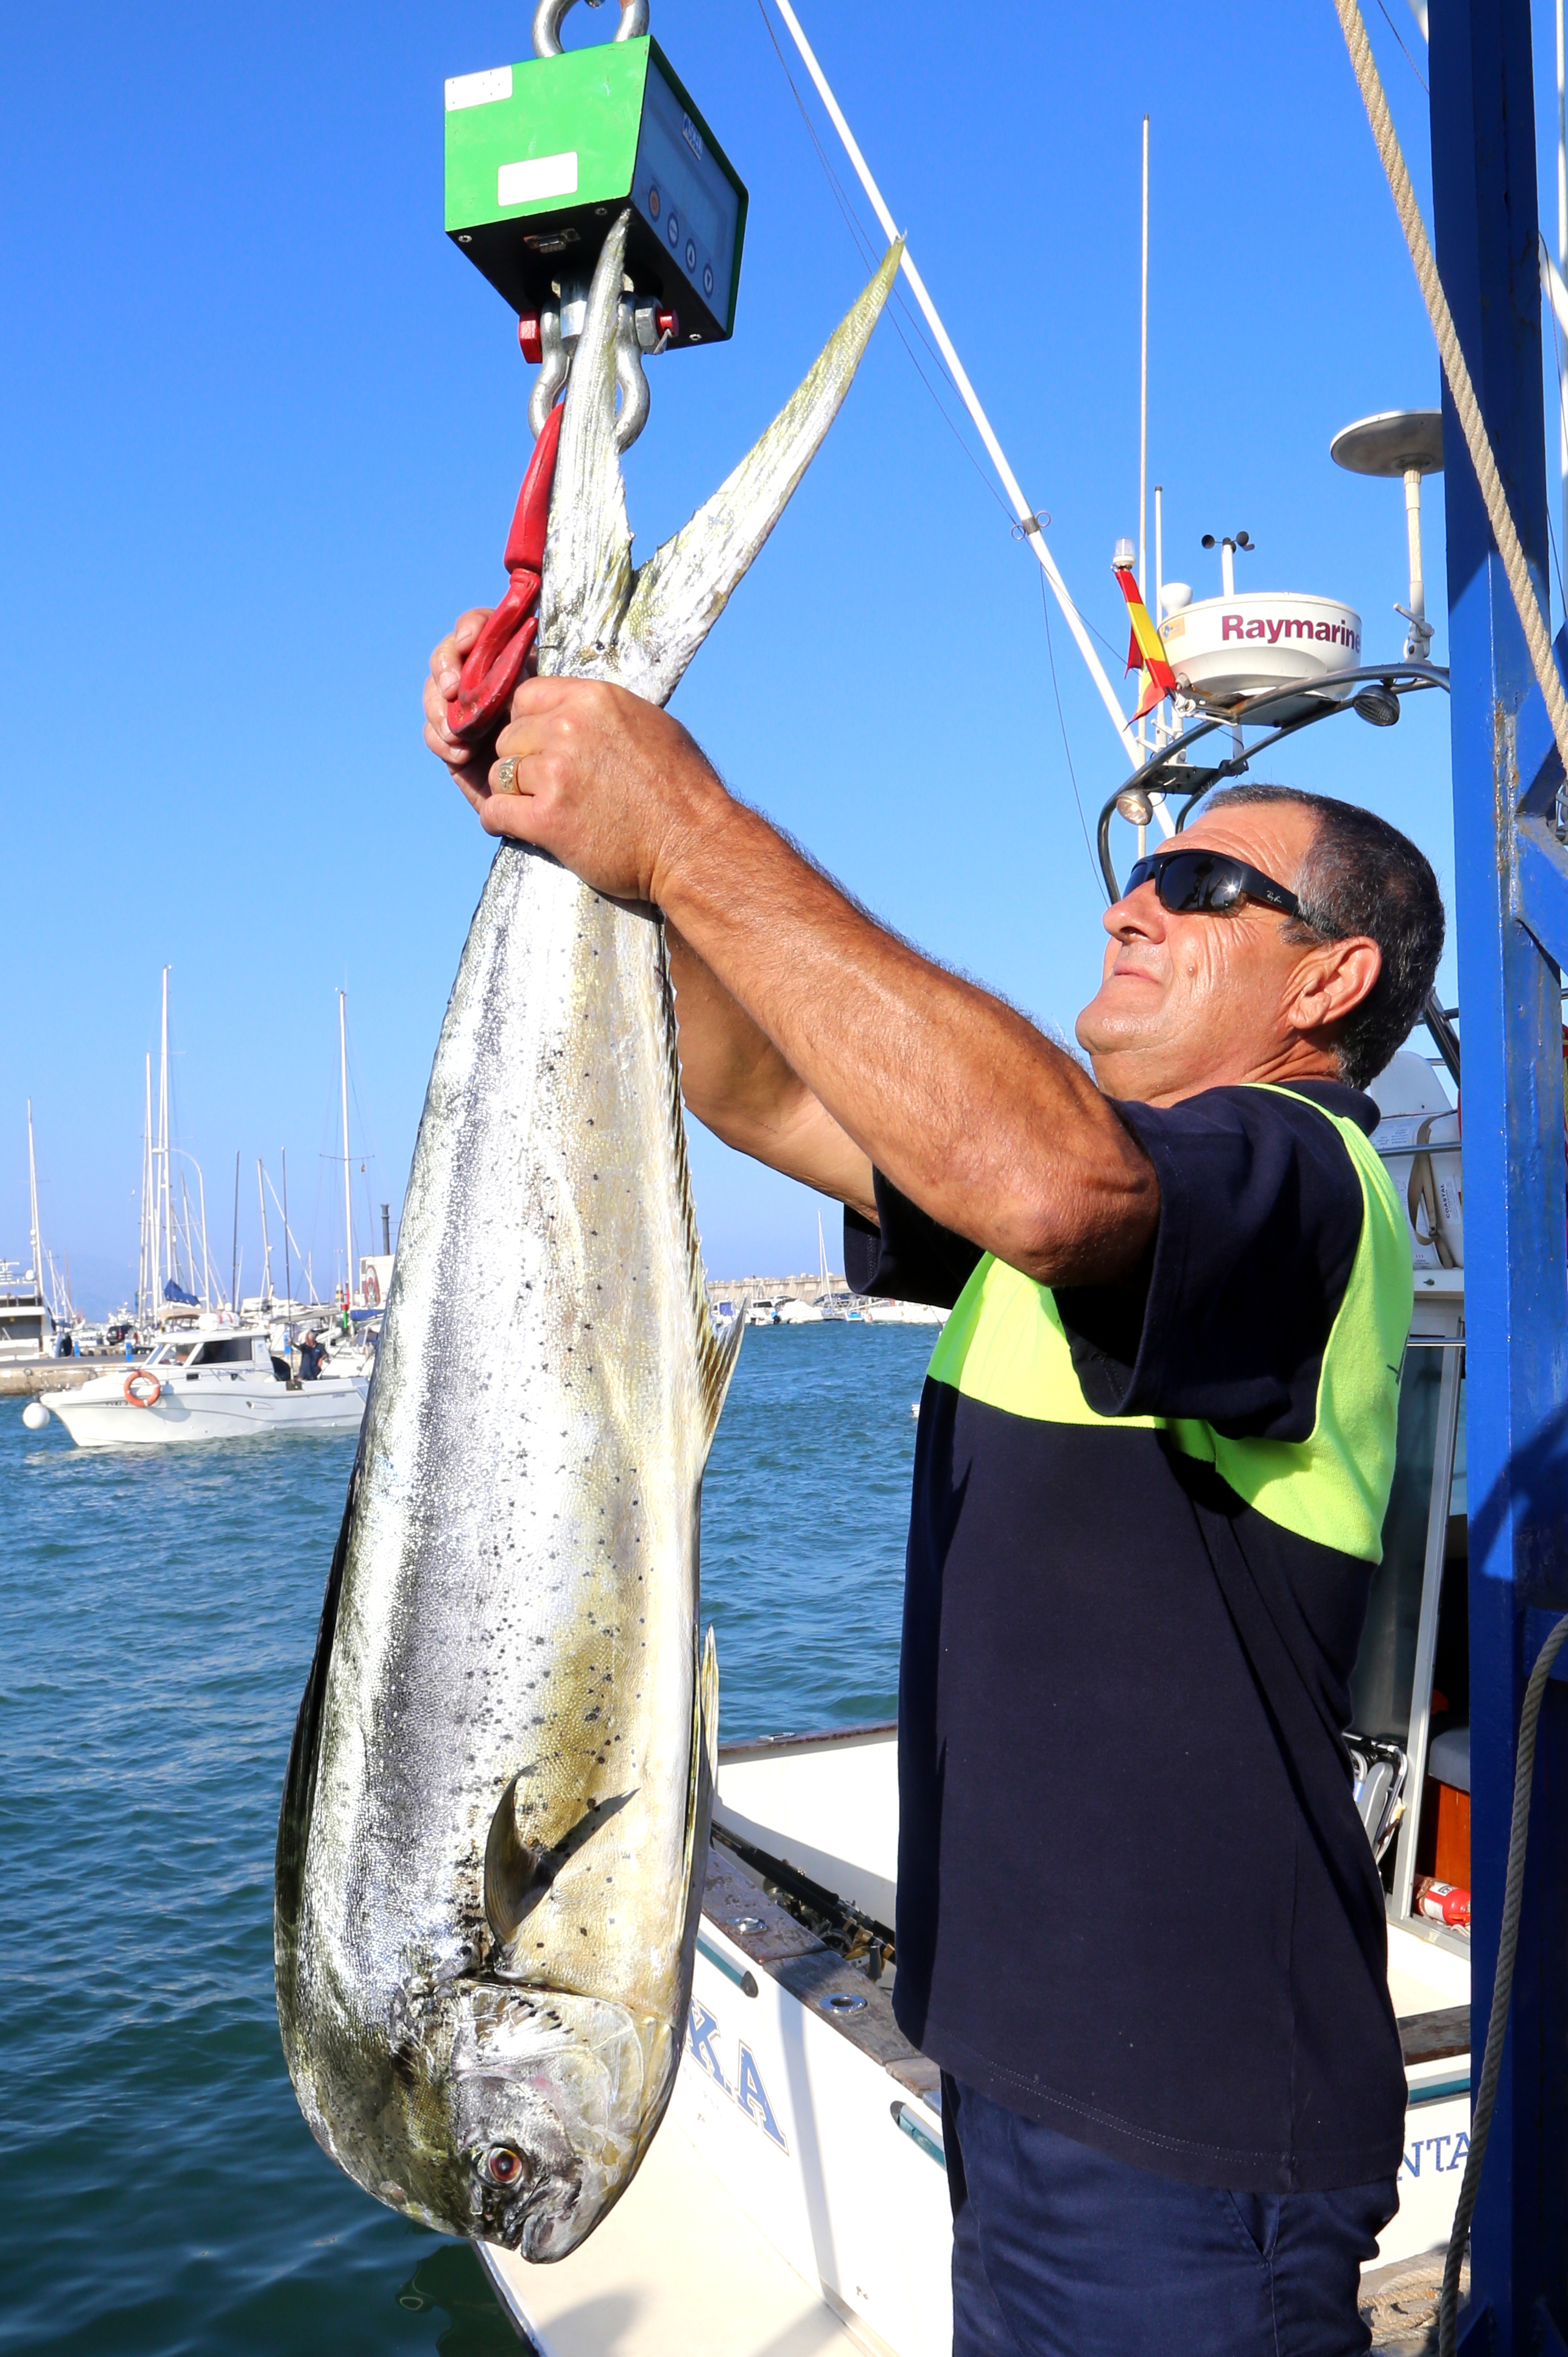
[1103,880,1165,942]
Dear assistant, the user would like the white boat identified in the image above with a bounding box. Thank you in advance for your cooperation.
[482,1718,1471,2355]
[36,1321,369,1447]
[1,1105,66,1364]
[0,1266,58,1365]
[862,1297,948,1328]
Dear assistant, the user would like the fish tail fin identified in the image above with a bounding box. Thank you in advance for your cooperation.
[616,241,904,705]
[537,210,635,674]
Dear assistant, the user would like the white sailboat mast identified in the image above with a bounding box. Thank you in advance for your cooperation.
[141,1052,153,1321]
[339,990,353,1308]
[198,1160,213,1309]
[158,967,173,1299]
[26,1101,43,1302]
[257,1159,273,1304]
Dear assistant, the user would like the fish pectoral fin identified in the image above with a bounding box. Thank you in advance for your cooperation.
[546,1786,638,1869]
[610,241,903,707]
[675,1627,720,1983]
[483,1776,550,1945]
[700,1624,719,1784]
[484,1781,639,1946]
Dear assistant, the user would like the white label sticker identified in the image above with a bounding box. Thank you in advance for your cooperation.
[445,66,513,111]
[497,151,579,205]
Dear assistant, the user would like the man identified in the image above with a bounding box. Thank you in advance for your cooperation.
[296,1329,326,1383]
[424,639,1444,2357]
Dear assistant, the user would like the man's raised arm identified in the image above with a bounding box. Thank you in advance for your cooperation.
[424,641,1156,1285]
[664,926,877,1222]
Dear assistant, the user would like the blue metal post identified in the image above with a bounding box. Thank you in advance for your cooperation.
[1429,1,1568,2345]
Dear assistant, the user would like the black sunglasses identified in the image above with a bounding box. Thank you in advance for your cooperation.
[1123,847,1301,918]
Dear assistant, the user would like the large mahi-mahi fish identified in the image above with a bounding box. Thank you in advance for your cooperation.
[275,216,899,2260]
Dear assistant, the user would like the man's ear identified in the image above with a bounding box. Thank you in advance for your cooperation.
[1285,934,1382,1045]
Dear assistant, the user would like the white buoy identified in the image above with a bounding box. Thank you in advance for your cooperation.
[21,1400,49,1431]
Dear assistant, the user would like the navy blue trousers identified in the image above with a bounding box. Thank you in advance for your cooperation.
[943,2077,1397,2357]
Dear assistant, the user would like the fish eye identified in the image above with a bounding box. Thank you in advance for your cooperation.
[485,2146,526,2186]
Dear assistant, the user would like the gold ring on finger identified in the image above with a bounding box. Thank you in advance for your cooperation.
[495,757,518,792]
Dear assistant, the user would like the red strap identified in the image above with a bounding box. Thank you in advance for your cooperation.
[446,401,564,744]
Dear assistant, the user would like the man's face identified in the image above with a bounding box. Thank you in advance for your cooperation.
[1075,802,1349,1105]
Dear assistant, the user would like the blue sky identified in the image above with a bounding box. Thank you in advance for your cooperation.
[2,0,1552,1309]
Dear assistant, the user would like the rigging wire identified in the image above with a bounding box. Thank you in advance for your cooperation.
[752,0,1017,530]
[1038,571,1107,901]
[1374,0,1429,93]
[752,0,1131,854]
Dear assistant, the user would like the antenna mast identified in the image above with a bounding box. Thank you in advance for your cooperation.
[1138,115,1150,758]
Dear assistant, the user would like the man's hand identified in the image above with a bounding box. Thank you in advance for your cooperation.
[479,676,729,907]
[423,609,497,778]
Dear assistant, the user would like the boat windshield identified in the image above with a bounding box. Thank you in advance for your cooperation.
[147,1341,199,1367]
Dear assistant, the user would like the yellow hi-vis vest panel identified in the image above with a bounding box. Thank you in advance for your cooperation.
[925,1086,1415,1564]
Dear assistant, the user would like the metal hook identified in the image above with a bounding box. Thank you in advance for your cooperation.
[528,308,571,440]
[526,295,659,449]
[532,0,649,59]
[614,301,651,453]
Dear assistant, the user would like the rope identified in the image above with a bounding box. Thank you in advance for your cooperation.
[1333,0,1568,782]
[1436,1610,1568,2357]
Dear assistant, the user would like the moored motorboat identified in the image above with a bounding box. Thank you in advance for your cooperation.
[37,1322,369,1448]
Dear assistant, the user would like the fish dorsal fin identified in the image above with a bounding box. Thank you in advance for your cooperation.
[483,1775,547,1947]
[695,1292,746,1463]
[610,241,904,708]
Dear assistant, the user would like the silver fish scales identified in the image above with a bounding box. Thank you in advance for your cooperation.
[275,216,899,2261]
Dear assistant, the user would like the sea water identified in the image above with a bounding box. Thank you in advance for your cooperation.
[0,1321,930,2355]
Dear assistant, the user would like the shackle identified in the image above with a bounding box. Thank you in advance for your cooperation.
[532,0,650,58]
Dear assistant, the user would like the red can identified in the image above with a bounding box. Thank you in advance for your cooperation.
[1415,1876,1471,1928]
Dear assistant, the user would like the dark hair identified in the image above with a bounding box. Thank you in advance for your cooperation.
[1198,784,1446,1090]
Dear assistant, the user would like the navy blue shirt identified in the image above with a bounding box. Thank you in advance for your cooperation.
[846,1080,1407,2194]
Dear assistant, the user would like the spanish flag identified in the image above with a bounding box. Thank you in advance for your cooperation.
[1113,563,1178,722]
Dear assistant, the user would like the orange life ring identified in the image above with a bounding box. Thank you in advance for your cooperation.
[124,1369,162,1408]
